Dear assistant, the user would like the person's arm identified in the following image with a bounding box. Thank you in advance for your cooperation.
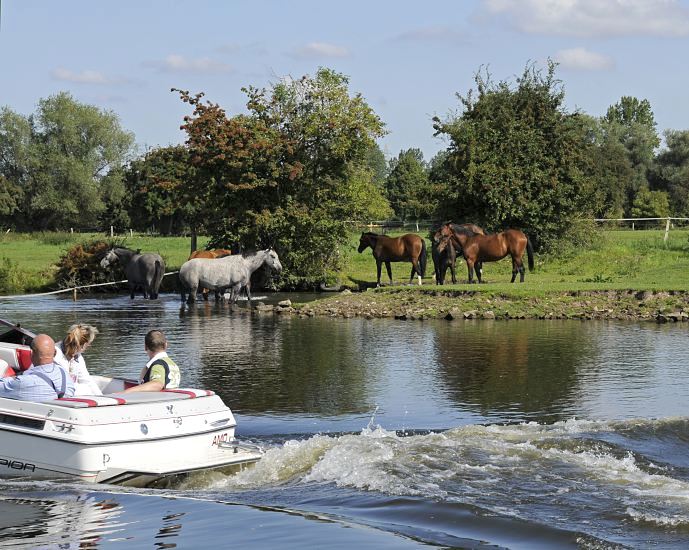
[123,362,166,393]
[74,356,102,395]
[124,379,164,392]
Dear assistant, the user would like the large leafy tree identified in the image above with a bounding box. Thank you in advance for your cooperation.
[385,148,435,220]
[650,130,689,216]
[176,68,390,284]
[0,92,134,230]
[125,145,200,235]
[602,96,660,214]
[433,61,601,250]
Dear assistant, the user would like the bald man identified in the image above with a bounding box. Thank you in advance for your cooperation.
[0,334,75,402]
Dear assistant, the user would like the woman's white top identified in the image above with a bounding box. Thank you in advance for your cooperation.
[54,343,102,396]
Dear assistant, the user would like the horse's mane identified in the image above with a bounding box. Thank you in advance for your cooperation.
[448,222,482,237]
[362,231,381,237]
[240,249,272,259]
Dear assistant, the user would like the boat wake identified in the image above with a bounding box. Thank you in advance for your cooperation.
[183,417,689,540]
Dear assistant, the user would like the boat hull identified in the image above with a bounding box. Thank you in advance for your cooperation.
[0,390,262,487]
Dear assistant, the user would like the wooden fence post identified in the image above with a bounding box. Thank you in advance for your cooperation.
[664,218,671,242]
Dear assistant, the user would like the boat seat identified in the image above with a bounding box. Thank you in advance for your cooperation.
[16,347,32,372]
[48,388,214,408]
[0,359,15,378]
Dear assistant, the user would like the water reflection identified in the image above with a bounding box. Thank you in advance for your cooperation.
[0,493,122,547]
[431,321,600,422]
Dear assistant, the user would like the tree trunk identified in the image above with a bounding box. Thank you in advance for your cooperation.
[190,228,198,255]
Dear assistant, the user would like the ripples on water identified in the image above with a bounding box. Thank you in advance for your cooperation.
[2,294,689,548]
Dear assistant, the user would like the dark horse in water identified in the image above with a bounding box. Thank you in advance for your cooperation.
[432,222,485,285]
[437,224,534,283]
[100,247,165,299]
[358,232,427,286]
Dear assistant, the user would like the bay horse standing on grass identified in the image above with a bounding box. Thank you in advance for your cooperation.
[438,224,534,283]
[432,222,485,284]
[358,232,427,287]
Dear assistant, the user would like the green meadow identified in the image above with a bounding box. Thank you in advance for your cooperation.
[1,229,688,295]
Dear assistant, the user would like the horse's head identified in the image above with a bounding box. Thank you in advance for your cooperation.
[432,225,451,245]
[263,249,283,273]
[436,236,452,254]
[357,233,373,253]
[100,249,118,269]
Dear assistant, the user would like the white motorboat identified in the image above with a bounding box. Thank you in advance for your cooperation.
[0,320,262,487]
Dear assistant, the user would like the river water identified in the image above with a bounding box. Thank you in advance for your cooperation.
[1,294,689,548]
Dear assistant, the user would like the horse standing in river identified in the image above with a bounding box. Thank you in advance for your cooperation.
[188,249,232,300]
[437,224,534,283]
[179,249,282,306]
[188,248,232,260]
[358,232,427,286]
[100,247,165,299]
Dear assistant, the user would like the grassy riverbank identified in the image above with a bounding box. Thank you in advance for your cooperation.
[1,229,688,307]
[0,232,208,293]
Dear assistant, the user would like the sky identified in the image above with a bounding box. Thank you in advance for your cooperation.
[2,0,689,161]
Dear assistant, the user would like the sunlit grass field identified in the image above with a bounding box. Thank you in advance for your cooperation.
[343,229,689,292]
[1,228,689,294]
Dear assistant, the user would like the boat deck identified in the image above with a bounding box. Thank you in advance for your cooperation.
[46,388,215,408]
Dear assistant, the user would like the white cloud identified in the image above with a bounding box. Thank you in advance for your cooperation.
[555,47,615,70]
[51,67,123,85]
[394,26,467,43]
[292,42,349,58]
[146,54,232,73]
[483,0,689,37]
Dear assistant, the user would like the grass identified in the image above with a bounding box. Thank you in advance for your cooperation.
[0,232,209,293]
[341,229,689,292]
[1,228,688,295]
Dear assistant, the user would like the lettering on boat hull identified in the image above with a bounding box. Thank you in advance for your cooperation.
[0,457,36,472]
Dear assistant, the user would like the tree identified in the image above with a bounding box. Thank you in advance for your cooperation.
[602,96,660,214]
[125,145,199,234]
[630,188,670,219]
[176,68,390,284]
[385,148,435,220]
[0,92,135,230]
[650,130,689,216]
[433,61,601,250]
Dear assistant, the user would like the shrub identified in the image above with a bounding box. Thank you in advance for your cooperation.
[54,239,125,290]
[0,258,23,294]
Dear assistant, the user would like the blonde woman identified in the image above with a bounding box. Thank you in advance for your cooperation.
[54,324,102,396]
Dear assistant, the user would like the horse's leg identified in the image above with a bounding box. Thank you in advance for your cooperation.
[476,262,483,283]
[385,261,393,286]
[466,260,476,284]
[410,260,421,286]
[245,283,252,309]
[376,260,382,287]
[187,283,198,304]
[130,283,136,299]
[511,256,521,283]
[450,262,457,285]
[202,288,210,301]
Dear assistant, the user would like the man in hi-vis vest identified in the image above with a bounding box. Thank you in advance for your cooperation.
[124,330,180,393]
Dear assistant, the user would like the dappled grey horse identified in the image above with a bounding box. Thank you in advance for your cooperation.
[179,249,282,306]
[100,247,165,299]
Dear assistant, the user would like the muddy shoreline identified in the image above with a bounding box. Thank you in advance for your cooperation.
[257,289,689,323]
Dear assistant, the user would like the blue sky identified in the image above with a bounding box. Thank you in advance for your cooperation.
[2,0,689,161]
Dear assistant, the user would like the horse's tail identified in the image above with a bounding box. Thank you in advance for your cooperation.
[419,239,427,278]
[152,259,164,298]
[526,236,534,272]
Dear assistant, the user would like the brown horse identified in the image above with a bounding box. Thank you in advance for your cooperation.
[188,249,232,300]
[189,248,232,260]
[358,232,427,286]
[438,225,534,283]
[432,222,485,283]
